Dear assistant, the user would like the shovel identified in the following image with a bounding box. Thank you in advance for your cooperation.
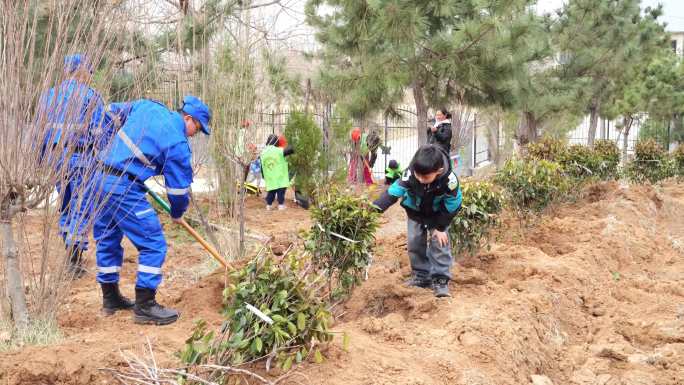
[145,187,231,270]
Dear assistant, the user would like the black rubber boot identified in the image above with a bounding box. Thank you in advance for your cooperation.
[101,283,134,316]
[432,277,451,298]
[404,275,432,289]
[67,247,87,279]
[133,288,179,325]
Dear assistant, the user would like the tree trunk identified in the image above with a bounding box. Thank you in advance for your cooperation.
[238,184,246,260]
[485,114,502,168]
[412,81,428,147]
[673,113,683,145]
[587,100,600,146]
[217,163,234,215]
[517,111,537,148]
[303,78,312,114]
[622,116,634,162]
[1,219,29,331]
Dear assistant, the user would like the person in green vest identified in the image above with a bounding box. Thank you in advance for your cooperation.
[385,159,402,185]
[260,134,294,210]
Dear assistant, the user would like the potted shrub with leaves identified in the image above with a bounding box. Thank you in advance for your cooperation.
[624,139,674,184]
[179,253,334,375]
[449,181,503,258]
[494,159,568,221]
[306,188,380,299]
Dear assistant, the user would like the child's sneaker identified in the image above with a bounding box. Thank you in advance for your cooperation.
[278,204,286,211]
[266,205,272,211]
[432,277,451,298]
[404,275,431,289]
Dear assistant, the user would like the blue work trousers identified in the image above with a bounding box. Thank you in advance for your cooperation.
[94,176,167,289]
[57,159,97,251]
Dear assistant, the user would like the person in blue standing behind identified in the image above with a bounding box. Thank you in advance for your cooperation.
[37,54,108,278]
[94,96,211,325]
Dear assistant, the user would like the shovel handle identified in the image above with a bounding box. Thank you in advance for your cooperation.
[146,188,231,270]
[178,218,231,270]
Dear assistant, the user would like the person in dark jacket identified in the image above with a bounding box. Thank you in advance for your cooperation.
[372,144,462,297]
[427,108,452,155]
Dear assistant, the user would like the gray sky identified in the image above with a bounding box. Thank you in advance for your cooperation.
[536,0,684,31]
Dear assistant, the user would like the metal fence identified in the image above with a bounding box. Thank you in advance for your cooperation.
[568,115,643,153]
[145,76,646,179]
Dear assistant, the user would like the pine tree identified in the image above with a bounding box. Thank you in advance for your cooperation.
[306,0,539,146]
[554,0,667,146]
[505,11,588,146]
[604,47,684,156]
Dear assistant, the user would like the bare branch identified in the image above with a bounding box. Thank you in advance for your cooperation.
[239,0,282,11]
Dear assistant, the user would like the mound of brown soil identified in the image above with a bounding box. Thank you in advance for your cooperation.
[2,182,684,385]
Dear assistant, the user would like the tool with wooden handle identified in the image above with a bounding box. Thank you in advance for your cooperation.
[145,187,231,270]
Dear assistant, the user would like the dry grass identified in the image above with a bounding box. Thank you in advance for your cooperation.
[0,317,62,352]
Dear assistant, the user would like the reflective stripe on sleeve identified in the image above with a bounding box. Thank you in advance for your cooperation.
[166,187,189,196]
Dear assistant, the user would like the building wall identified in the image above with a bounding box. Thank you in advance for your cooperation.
[671,32,684,57]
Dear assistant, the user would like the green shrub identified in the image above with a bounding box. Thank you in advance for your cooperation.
[559,144,598,180]
[673,144,684,177]
[592,139,620,180]
[320,116,353,184]
[625,139,674,184]
[527,138,620,181]
[284,111,323,198]
[449,181,503,258]
[307,189,380,299]
[494,159,568,218]
[525,137,567,162]
[179,253,333,373]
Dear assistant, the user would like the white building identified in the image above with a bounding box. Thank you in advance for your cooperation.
[670,31,684,57]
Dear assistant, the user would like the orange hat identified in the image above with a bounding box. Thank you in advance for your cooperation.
[277,135,288,148]
[351,127,361,142]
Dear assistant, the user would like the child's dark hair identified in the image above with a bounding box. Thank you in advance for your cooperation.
[410,145,444,175]
[265,134,279,146]
[388,159,399,169]
[438,107,452,120]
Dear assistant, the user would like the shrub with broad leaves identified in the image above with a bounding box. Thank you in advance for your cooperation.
[625,139,674,184]
[449,181,503,258]
[307,188,379,299]
[560,144,598,180]
[494,159,568,219]
[179,253,333,374]
[592,139,620,180]
[670,144,684,179]
[525,137,567,162]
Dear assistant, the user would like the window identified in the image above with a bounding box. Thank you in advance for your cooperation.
[672,40,678,54]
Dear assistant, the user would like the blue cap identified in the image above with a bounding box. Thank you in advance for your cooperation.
[181,95,211,135]
[64,54,93,74]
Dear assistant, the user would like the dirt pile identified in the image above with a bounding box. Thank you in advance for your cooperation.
[302,181,684,385]
[1,184,683,385]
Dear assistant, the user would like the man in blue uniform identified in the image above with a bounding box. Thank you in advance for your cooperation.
[37,54,108,278]
[94,95,211,325]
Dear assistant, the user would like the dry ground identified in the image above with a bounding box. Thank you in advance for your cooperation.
[1,182,683,385]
